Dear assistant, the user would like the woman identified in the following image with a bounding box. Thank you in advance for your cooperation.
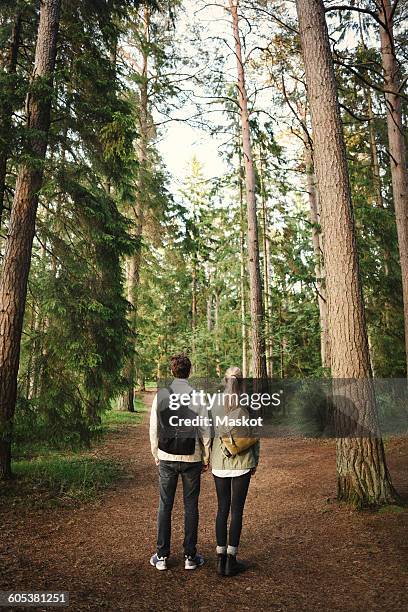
[211,366,260,577]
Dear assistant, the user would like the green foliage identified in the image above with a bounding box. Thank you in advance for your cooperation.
[337,41,406,376]
[1,0,407,473]
[102,408,145,427]
[12,0,146,445]
[10,456,123,504]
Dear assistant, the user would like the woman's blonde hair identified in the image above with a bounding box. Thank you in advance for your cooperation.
[223,366,243,412]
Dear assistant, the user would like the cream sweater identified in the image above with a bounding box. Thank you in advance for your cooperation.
[149,378,211,464]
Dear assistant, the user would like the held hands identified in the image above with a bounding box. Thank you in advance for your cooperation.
[154,459,251,474]
[154,458,209,471]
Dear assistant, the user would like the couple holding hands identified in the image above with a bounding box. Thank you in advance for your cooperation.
[149,354,260,577]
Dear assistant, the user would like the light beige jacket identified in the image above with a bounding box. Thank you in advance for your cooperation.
[149,378,211,464]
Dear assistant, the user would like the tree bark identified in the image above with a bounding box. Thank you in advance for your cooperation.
[120,6,151,411]
[258,147,273,377]
[206,293,212,332]
[0,0,61,480]
[358,12,384,211]
[357,11,391,330]
[279,298,287,379]
[366,87,384,210]
[118,256,137,412]
[365,84,392,328]
[378,0,408,374]
[304,140,331,369]
[191,254,197,367]
[0,12,22,229]
[296,0,397,506]
[238,145,248,377]
[228,0,266,378]
[214,290,221,377]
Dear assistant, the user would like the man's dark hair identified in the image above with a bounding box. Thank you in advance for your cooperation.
[170,354,191,379]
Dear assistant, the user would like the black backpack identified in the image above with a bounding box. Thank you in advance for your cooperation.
[157,386,197,455]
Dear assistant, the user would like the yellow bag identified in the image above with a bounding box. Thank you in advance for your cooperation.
[221,434,259,457]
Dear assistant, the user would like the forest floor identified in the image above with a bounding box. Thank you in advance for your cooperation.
[1,390,408,611]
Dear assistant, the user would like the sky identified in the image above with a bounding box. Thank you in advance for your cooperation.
[152,0,307,191]
[153,0,238,187]
[157,121,227,185]
[152,0,368,198]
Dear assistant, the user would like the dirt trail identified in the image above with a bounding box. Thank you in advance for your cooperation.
[1,391,408,611]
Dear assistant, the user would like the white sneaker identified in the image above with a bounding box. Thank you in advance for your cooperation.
[184,553,205,570]
[150,553,167,570]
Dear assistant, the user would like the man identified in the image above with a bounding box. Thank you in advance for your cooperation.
[149,354,211,571]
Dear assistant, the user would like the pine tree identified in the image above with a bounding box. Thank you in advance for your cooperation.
[228,0,266,378]
[0,0,61,480]
[296,0,398,506]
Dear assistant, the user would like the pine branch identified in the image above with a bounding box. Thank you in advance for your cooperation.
[324,4,386,28]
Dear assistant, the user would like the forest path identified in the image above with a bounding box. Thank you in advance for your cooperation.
[1,391,408,611]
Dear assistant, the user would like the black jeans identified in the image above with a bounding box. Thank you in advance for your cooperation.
[214,471,251,548]
[157,460,202,558]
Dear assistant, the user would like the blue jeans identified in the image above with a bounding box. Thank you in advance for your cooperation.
[157,460,202,558]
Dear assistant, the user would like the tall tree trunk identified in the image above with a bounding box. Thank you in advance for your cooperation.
[238,146,248,377]
[214,291,221,377]
[366,87,384,210]
[279,298,287,379]
[25,303,37,399]
[358,12,384,211]
[120,6,150,411]
[358,14,391,332]
[191,255,197,367]
[258,147,273,377]
[119,256,137,411]
[206,292,212,332]
[365,85,392,330]
[228,0,266,378]
[304,140,331,369]
[378,0,408,374]
[0,12,22,229]
[265,234,274,377]
[0,0,61,480]
[296,0,397,506]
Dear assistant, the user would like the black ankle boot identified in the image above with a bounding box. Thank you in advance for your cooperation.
[217,553,227,576]
[225,554,246,577]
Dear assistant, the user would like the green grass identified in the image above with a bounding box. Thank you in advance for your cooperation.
[2,455,123,506]
[4,398,148,508]
[12,440,61,461]
[103,410,143,425]
[105,401,146,421]
[145,381,157,390]
[12,398,148,459]
[100,399,147,432]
